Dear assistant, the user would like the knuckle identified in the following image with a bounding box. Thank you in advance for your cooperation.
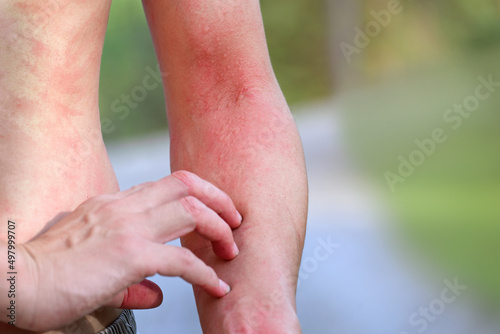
[214,225,230,242]
[81,194,118,215]
[111,233,142,257]
[171,170,197,187]
[93,193,118,203]
[80,194,111,209]
[139,181,154,188]
[132,254,153,278]
[91,206,130,230]
[219,190,232,204]
[204,181,220,198]
[130,181,154,192]
[111,214,130,229]
[206,266,218,282]
[81,211,98,226]
[127,184,143,193]
[179,196,205,219]
[113,237,151,279]
[140,208,155,222]
[178,248,197,268]
[96,201,120,216]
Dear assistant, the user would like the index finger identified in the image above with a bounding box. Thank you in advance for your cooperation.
[171,170,243,229]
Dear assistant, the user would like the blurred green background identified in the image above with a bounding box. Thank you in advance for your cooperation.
[99,0,500,313]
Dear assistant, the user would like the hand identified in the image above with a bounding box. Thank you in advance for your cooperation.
[10,171,242,332]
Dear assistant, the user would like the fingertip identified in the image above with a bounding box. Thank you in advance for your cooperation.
[219,279,231,295]
[229,211,243,229]
[232,242,240,257]
[200,278,231,298]
[212,241,239,260]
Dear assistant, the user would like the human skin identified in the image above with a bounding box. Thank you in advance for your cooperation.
[142,0,309,332]
[0,1,237,333]
[0,0,124,332]
[0,172,241,332]
[0,0,307,333]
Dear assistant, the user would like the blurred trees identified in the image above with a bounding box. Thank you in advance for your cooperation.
[99,0,500,140]
[435,0,500,48]
[99,1,164,140]
[359,0,500,78]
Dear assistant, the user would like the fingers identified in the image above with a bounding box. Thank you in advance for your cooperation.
[114,170,241,259]
[106,245,231,309]
[143,196,238,259]
[105,279,163,309]
[86,171,239,305]
[172,171,243,229]
[179,196,239,260]
[114,170,242,230]
[144,244,231,298]
[113,178,188,211]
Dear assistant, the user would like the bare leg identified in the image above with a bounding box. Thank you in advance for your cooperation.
[0,1,122,332]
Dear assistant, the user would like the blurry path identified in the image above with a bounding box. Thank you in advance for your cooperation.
[106,99,500,334]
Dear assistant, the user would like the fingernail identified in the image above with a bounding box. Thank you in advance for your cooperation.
[232,242,239,256]
[238,212,243,223]
[219,279,231,294]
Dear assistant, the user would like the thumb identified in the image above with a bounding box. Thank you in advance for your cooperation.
[105,279,163,309]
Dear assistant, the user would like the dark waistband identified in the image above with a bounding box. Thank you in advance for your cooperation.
[96,310,137,334]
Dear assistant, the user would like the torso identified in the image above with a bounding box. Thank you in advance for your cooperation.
[0,0,123,332]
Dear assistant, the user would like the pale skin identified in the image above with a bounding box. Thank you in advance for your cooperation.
[0,0,307,333]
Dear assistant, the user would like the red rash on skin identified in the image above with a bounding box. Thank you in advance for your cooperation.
[148,0,272,120]
[55,9,103,98]
[179,41,270,117]
[13,0,72,22]
[0,1,115,244]
[51,100,84,119]
[31,40,48,58]
[51,69,84,100]
[11,1,103,114]
[11,97,34,113]
[0,3,129,332]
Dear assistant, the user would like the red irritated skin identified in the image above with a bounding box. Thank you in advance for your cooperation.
[0,1,124,333]
[142,1,309,333]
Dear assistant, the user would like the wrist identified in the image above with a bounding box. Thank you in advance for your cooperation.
[196,281,300,334]
[182,229,302,333]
